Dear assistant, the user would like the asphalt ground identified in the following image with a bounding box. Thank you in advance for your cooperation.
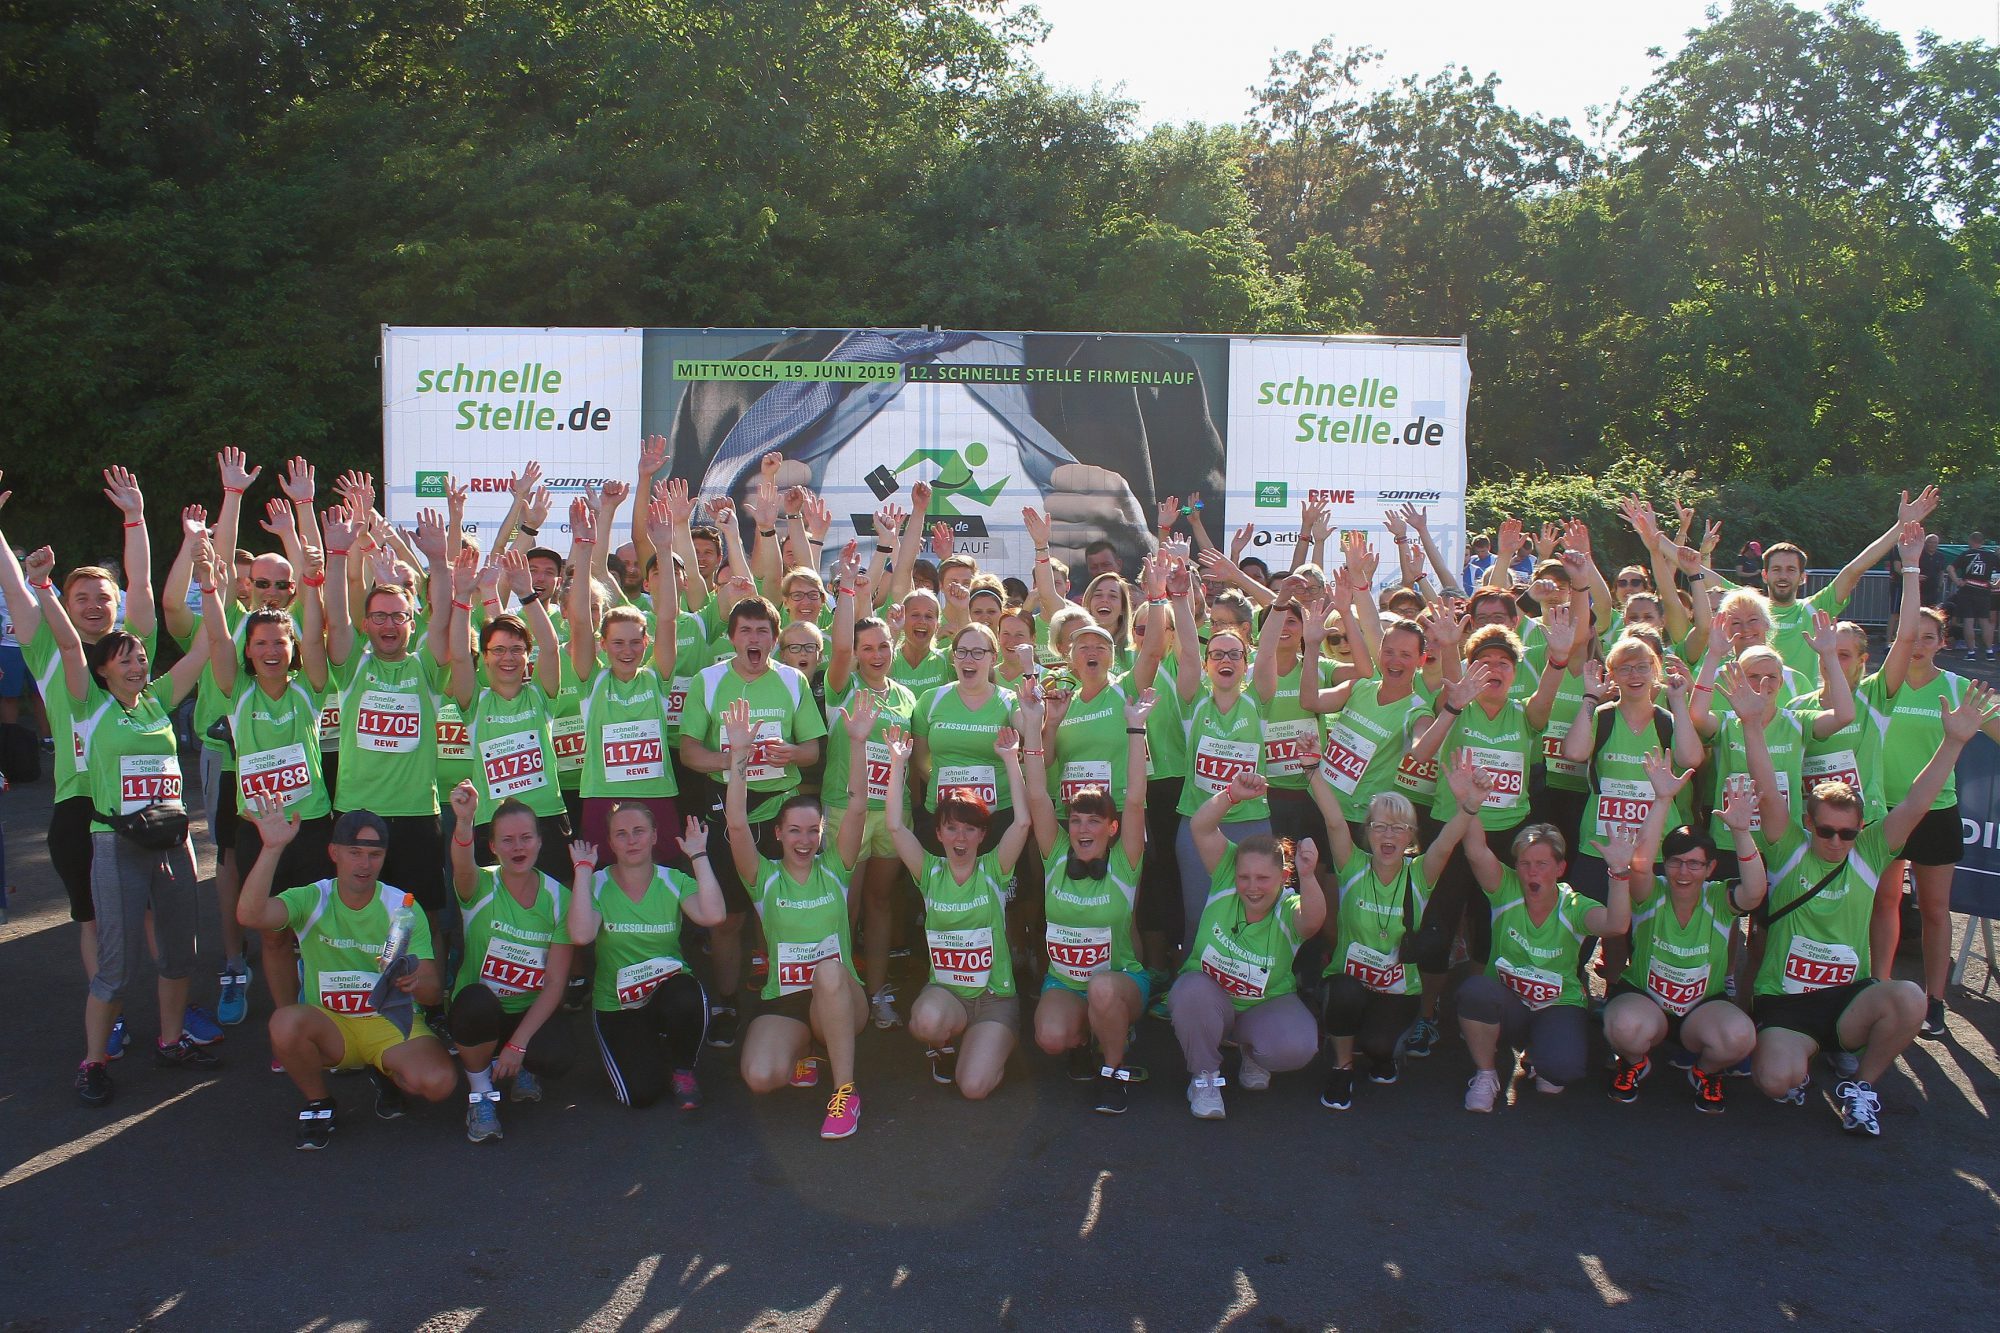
[4,696,2000,1329]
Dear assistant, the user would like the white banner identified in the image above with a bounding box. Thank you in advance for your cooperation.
[381,326,643,540]
[1223,338,1469,590]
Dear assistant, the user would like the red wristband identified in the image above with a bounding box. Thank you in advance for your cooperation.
[200,586,218,596]
[31,580,54,592]
[451,599,472,611]
[224,486,244,495]
[328,548,349,558]
[504,1042,527,1055]
[123,521,142,529]
[453,835,473,847]
[302,574,326,589]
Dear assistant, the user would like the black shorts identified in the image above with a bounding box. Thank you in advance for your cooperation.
[762,987,816,1026]
[1608,979,1733,1049]
[369,812,447,913]
[232,813,336,899]
[1755,978,1876,1053]
[1902,804,1963,868]
[1952,586,1992,620]
[710,817,778,914]
[49,794,96,922]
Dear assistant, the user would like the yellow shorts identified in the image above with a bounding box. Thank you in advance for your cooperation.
[830,804,900,860]
[328,1010,437,1072]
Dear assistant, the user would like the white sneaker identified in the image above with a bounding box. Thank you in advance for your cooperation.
[1534,1074,1562,1095]
[870,990,901,1030]
[1236,1053,1271,1091]
[1187,1071,1227,1119]
[1464,1069,1501,1113]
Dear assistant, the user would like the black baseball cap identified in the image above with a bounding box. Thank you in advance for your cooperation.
[330,810,390,847]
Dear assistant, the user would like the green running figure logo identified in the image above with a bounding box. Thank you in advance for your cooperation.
[883,441,1010,516]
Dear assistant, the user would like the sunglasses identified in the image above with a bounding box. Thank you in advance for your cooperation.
[1812,826,1860,842]
[1616,579,1647,589]
[253,578,295,591]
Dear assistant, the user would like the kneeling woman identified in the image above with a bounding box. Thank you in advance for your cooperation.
[881,723,1030,1098]
[1170,770,1327,1120]
[1604,758,1765,1113]
[447,783,578,1143]
[1306,755,1483,1112]
[565,806,727,1111]
[725,695,875,1140]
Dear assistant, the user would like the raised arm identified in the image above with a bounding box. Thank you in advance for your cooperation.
[1118,689,1152,868]
[1885,684,1995,851]
[237,802,303,931]
[1190,770,1267,875]
[1805,612,1855,739]
[675,817,730,929]
[1881,521,1926,695]
[321,504,361,667]
[566,499,598,679]
[645,499,682,682]
[1447,758,1505,892]
[1523,602,1574,732]
[1307,763,1355,867]
[833,694,874,872]
[880,722,929,878]
[101,466,156,638]
[0,480,44,645]
[629,437,668,574]
[721,699,761,886]
[23,548,90,700]
[991,728,1031,873]
[1723,670,1790,835]
[200,542,240,695]
[1832,486,1938,604]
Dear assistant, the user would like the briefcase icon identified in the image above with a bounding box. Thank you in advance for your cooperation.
[865,466,899,500]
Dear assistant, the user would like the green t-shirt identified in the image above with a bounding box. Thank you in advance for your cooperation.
[822,676,918,813]
[25,620,155,803]
[749,852,859,1003]
[1754,824,1896,998]
[1261,656,1334,791]
[1804,676,1884,823]
[455,866,572,1014]
[1180,843,1303,1011]
[1041,830,1143,992]
[1178,690,1269,820]
[1539,666,1592,795]
[588,866,698,1011]
[1580,705,1690,849]
[466,683,565,821]
[1138,664,1188,780]
[228,676,331,819]
[1766,585,1846,688]
[1319,677,1428,824]
[179,601,251,759]
[679,662,828,822]
[550,652,586,792]
[1390,679,1442,804]
[1861,668,1967,813]
[434,699,476,804]
[661,610,714,743]
[283,880,433,1018]
[890,644,954,698]
[912,682,1017,813]
[577,663,677,800]
[74,683,183,834]
[1430,699,1539,831]
[332,645,449,817]
[1709,707,1815,843]
[1486,870,1594,1010]
[918,850,1015,1000]
[1623,879,1735,1015]
[1326,852,1429,995]
[1050,679,1135,812]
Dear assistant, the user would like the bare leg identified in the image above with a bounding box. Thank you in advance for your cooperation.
[1912,864,1956,1000]
[1087,972,1144,1069]
[810,964,865,1087]
[1840,980,1925,1085]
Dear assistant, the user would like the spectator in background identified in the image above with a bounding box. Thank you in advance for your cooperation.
[1919,532,1950,608]
[1461,535,1495,594]
[1734,541,1764,591]
[1949,532,1995,659]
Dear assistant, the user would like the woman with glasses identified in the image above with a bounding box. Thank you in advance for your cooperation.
[1251,573,1365,869]
[779,567,833,631]
[911,624,1021,860]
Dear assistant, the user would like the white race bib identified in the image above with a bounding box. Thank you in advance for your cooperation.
[551,713,587,774]
[1464,745,1526,810]
[479,937,549,996]
[863,740,893,804]
[1318,719,1377,794]
[1191,736,1258,798]
[1780,935,1859,995]
[238,743,312,809]
[316,703,341,748]
[1495,957,1564,1010]
[1059,760,1113,807]
[317,968,379,1016]
[1045,923,1113,985]
[664,676,692,728]
[1343,940,1407,994]
[1724,770,1792,834]
[926,926,995,991]
[1542,725,1586,780]
[775,934,842,995]
[937,763,998,806]
[436,714,471,763]
[1803,748,1861,797]
[118,753,183,813]
[1595,778,1656,844]
[354,689,421,753]
[1645,956,1711,1016]
[479,729,549,798]
[614,956,682,1009]
[726,720,786,785]
[1261,717,1319,778]
[1198,944,1270,1000]
[601,719,665,784]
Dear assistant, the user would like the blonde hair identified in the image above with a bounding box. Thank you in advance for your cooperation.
[1716,587,1773,639]
[1366,792,1418,831]
[1511,822,1568,862]
[1604,635,1661,681]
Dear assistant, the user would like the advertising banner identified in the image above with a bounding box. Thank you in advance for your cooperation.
[381,327,644,536]
[1952,734,2000,920]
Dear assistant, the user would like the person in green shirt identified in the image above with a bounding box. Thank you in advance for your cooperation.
[1750,682,1993,1138]
[890,588,952,697]
[1454,762,1633,1112]
[1756,485,1938,687]
[725,695,873,1141]
[1019,683,1154,1112]
[882,720,1029,1098]
[565,805,726,1111]
[446,782,578,1144]
[1170,770,1327,1120]
[237,803,457,1149]
[910,623,1020,840]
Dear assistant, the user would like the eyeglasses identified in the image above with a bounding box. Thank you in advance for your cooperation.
[1664,854,1710,871]
[1812,826,1860,842]
[953,646,992,659]
[365,611,413,624]
[253,579,294,592]
[1615,578,1648,589]
[787,589,824,601]
[1207,650,1246,663]
[1365,821,1412,835]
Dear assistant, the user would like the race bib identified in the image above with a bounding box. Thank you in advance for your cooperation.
[1198,944,1270,1000]
[316,703,341,748]
[1318,719,1377,794]
[926,926,995,991]
[725,719,786,785]
[613,956,682,1009]
[478,936,549,996]
[479,728,549,798]
[863,740,893,804]
[664,676,691,728]
[1723,770,1793,834]
[1343,940,1407,994]
[1191,736,1258,798]
[1645,956,1711,1016]
[118,753,182,813]
[317,968,379,1016]
[776,934,842,995]
[436,714,471,763]
[1495,957,1564,1010]
[1464,746,1526,810]
[937,763,998,806]
[1393,751,1438,797]
[355,689,422,753]
[1595,778,1655,844]
[1803,749,1861,800]
[1542,725,1585,780]
[1262,717,1319,778]
[1045,923,1113,985]
[238,743,312,809]
[1059,760,1113,807]
[601,719,665,784]
[1781,935,1859,995]
[551,713,587,774]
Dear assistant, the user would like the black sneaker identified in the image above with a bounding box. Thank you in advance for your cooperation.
[296,1098,336,1150]
[928,1046,958,1085]
[1094,1065,1134,1115]
[74,1060,113,1107]
[1404,1016,1439,1059]
[562,974,591,1013]
[1608,1055,1649,1103]
[155,1035,221,1070]
[1067,1044,1097,1082]
[1919,996,1947,1040]
[1320,1065,1355,1110]
[1365,1053,1399,1085]
[370,1069,407,1120]
[706,1005,739,1048]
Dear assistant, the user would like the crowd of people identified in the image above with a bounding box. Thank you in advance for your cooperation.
[1,450,1994,1150]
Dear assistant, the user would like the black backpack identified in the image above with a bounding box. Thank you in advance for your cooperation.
[1588,703,1674,785]
[0,722,40,786]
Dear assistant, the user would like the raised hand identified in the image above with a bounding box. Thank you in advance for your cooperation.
[1582,658,1608,697]
[411,508,448,561]
[569,496,598,549]
[334,469,376,516]
[23,546,55,585]
[722,697,754,754]
[1895,519,1925,566]
[569,840,599,871]
[845,691,879,743]
[929,520,955,563]
[278,457,315,506]
[884,723,914,763]
[1591,828,1637,876]
[1718,781,1756,833]
[1446,750,1494,807]
[1294,836,1319,885]
[321,504,359,554]
[1229,522,1256,562]
[803,491,833,542]
[676,816,709,861]
[450,779,479,824]
[662,477,695,527]
[874,502,908,543]
[1899,485,1941,527]
[1125,687,1157,729]
[994,727,1020,761]
[497,547,532,597]
[101,466,145,520]
[1445,659,1498,710]
[1541,601,1577,657]
[1944,682,1998,743]
[249,795,301,847]
[1495,517,1524,565]
[1562,517,1592,558]
[637,436,668,482]
[1226,768,1269,805]
[511,461,544,503]
[1641,751,1693,799]
[1809,609,1839,657]
[218,446,261,493]
[260,497,299,547]
[1022,506,1052,549]
[367,543,401,592]
[1382,507,1407,543]
[1157,495,1181,532]
[450,547,478,600]
[643,498,675,553]
[523,485,553,532]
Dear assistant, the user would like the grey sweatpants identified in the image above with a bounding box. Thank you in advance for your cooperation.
[1175,815,1273,952]
[1455,973,1589,1087]
[87,830,198,1004]
[1170,972,1318,1077]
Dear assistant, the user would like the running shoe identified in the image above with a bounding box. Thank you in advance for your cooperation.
[1187,1071,1227,1120]
[928,1046,958,1085]
[1236,1052,1271,1091]
[1689,1066,1727,1114]
[1919,996,1947,1040]
[1147,988,1173,1022]
[1067,1044,1098,1081]
[370,1069,406,1120]
[510,1068,542,1103]
[1094,1066,1133,1116]
[75,1060,113,1107]
[1367,1052,1400,1085]
[270,1057,286,1074]
[706,1004,739,1048]
[217,966,251,1027]
[1778,1076,1811,1106]
[1320,1065,1355,1111]
[1608,1055,1650,1104]
[790,1056,821,1088]
[465,1091,503,1142]
[297,1098,337,1150]
[1726,1057,1753,1078]
[1835,1078,1882,1136]
[1827,1048,1860,1081]
[671,1069,701,1111]
[106,1017,126,1061]
[1405,1016,1440,1059]
[181,1005,223,1046]
[820,1083,861,1139]
[155,1035,221,1070]
[870,989,901,1030]
[1464,1068,1501,1113]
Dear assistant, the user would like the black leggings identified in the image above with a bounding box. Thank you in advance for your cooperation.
[447,983,578,1079]
[1321,975,1422,1065]
[1414,816,1527,972]
[589,973,709,1108]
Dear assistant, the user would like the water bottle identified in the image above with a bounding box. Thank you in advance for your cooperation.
[378,905,414,968]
